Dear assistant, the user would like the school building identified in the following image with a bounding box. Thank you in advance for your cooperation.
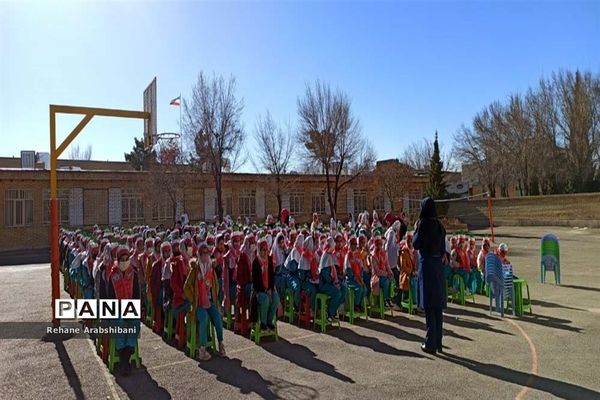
[0,155,454,254]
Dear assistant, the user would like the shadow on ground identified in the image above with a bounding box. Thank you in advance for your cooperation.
[328,327,429,358]
[115,367,171,399]
[198,357,278,399]
[41,333,85,400]
[560,284,600,294]
[446,301,583,333]
[439,352,600,400]
[261,338,355,383]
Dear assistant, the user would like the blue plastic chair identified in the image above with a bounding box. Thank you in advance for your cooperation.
[485,254,515,317]
[541,233,560,284]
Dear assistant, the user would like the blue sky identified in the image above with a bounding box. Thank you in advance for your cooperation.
[1,1,599,171]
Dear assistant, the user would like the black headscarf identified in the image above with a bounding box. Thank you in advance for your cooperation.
[413,197,446,255]
[419,197,437,219]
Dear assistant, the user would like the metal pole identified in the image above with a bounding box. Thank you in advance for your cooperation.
[179,93,182,151]
[50,106,60,326]
[487,193,495,243]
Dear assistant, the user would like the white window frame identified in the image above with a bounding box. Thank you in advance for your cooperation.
[289,190,304,215]
[152,194,174,221]
[311,190,326,215]
[5,189,33,227]
[238,189,256,219]
[121,189,144,223]
[354,189,368,215]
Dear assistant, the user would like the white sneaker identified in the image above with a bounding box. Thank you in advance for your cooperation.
[197,347,211,361]
[218,342,226,357]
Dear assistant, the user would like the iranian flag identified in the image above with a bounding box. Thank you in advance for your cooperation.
[169,96,181,106]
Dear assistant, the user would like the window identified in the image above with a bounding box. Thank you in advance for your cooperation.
[289,190,304,215]
[43,189,69,224]
[373,193,385,215]
[238,189,256,218]
[122,189,144,223]
[214,192,233,217]
[152,195,174,221]
[354,189,368,214]
[311,190,326,215]
[5,190,33,227]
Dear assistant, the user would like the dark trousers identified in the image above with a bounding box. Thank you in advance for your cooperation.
[424,306,443,350]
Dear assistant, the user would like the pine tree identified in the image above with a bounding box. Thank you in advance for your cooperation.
[124,137,157,171]
[426,131,447,199]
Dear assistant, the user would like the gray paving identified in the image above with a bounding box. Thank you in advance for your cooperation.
[0,226,599,400]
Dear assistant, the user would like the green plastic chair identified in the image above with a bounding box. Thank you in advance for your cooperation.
[284,289,295,323]
[163,308,174,340]
[450,274,475,306]
[344,287,368,324]
[400,281,416,314]
[314,293,341,332]
[185,311,216,358]
[108,338,141,373]
[250,308,278,345]
[224,303,234,330]
[541,233,560,284]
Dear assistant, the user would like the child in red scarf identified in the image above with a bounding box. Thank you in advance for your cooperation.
[108,246,141,376]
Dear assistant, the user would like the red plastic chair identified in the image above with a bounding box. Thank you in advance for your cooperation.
[298,291,312,328]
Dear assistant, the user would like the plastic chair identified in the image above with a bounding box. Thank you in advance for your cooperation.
[186,311,216,358]
[541,233,560,284]
[450,274,475,306]
[344,287,368,324]
[485,253,508,316]
[522,280,532,315]
[223,303,234,330]
[175,311,186,350]
[163,309,174,340]
[108,338,141,373]
[502,264,516,316]
[284,289,295,324]
[400,280,416,315]
[368,291,385,319]
[250,308,278,345]
[314,293,340,333]
[297,291,312,328]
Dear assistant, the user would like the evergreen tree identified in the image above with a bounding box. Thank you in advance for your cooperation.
[426,131,447,199]
[124,137,157,171]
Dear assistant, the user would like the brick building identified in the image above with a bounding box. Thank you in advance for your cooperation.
[0,156,427,253]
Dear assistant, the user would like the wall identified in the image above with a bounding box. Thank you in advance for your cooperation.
[0,164,427,253]
[446,192,600,229]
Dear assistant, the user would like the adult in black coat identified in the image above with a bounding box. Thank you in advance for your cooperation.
[413,197,447,354]
[249,240,279,331]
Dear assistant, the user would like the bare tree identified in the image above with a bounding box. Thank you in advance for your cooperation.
[455,68,600,197]
[554,70,599,192]
[252,111,294,216]
[375,160,413,212]
[400,139,431,171]
[401,138,458,172]
[69,144,92,160]
[297,80,375,219]
[147,140,187,223]
[183,72,245,221]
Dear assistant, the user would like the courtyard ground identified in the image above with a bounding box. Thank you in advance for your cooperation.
[0,226,599,400]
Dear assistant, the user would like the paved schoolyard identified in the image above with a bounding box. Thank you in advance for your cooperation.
[0,226,599,400]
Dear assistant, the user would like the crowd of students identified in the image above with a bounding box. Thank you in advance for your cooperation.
[59,208,513,376]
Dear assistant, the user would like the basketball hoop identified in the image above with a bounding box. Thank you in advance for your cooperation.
[156,132,180,141]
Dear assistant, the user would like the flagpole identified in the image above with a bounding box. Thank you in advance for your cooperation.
[179,93,182,152]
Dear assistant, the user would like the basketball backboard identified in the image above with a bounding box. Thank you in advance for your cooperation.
[143,77,157,149]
